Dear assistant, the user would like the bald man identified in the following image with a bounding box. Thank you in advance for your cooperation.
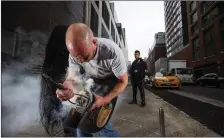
[56,23,128,137]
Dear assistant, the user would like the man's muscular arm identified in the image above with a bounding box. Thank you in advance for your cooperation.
[89,73,128,111]
[103,46,128,103]
[104,73,128,103]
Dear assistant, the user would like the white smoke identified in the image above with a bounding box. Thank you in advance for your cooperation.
[1,60,123,136]
[1,60,95,136]
[62,64,95,113]
[1,63,44,136]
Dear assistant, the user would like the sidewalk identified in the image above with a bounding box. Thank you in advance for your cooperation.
[14,86,219,137]
[110,86,220,137]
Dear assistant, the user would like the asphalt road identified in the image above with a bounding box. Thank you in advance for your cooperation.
[179,85,224,103]
[146,83,224,107]
[145,84,224,136]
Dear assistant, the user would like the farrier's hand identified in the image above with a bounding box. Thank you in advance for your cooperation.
[89,94,110,111]
[56,80,74,101]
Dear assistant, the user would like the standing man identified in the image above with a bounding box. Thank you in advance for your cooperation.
[56,23,128,137]
[129,50,147,107]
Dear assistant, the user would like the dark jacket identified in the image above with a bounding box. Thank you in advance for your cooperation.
[129,58,147,84]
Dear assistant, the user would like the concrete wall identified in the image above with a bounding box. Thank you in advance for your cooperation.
[147,45,167,75]
[168,45,192,68]
[155,57,168,73]
[2,2,85,32]
[2,1,86,72]
[2,1,129,72]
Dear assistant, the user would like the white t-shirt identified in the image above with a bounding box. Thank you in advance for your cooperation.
[68,37,127,80]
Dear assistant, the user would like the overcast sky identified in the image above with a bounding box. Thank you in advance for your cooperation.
[114,1,165,62]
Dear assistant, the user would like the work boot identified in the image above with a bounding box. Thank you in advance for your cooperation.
[128,100,137,104]
[140,102,146,107]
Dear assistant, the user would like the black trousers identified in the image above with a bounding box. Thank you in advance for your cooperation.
[132,82,145,103]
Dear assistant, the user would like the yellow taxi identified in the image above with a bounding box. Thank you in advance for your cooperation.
[152,72,181,88]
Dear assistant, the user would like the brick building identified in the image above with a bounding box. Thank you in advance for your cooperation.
[187,1,224,77]
[1,1,128,73]
[147,32,167,75]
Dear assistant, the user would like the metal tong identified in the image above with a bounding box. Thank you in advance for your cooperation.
[42,73,90,109]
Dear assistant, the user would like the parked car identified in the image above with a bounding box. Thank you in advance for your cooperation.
[196,73,224,88]
[152,72,181,89]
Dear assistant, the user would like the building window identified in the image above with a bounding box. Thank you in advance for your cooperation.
[190,1,197,13]
[178,7,181,14]
[191,23,198,36]
[204,27,215,57]
[191,11,198,24]
[90,4,98,36]
[192,37,200,60]
[101,24,109,39]
[177,15,180,21]
[221,19,224,51]
[180,29,183,36]
[102,1,110,28]
[111,22,115,42]
[177,1,180,7]
[179,36,183,44]
[115,35,118,44]
[95,1,99,8]
[201,1,214,14]
[218,2,224,15]
[203,7,219,27]
[179,21,183,28]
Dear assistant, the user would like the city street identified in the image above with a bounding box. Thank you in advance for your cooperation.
[2,0,224,137]
[169,85,224,107]
[145,84,224,136]
[146,84,224,107]
[15,86,219,137]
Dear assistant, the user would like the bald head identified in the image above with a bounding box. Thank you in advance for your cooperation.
[65,23,97,63]
[66,23,94,48]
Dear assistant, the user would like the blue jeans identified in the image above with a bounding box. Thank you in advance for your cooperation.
[75,121,120,137]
